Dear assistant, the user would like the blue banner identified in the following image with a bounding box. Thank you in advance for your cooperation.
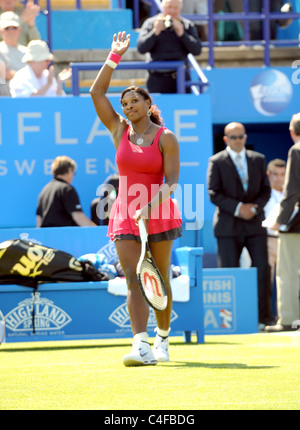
[206,66,300,124]
[0,94,214,244]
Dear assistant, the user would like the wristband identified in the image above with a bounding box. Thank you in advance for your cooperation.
[105,51,122,69]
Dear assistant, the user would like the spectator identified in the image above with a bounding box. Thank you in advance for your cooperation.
[182,0,208,40]
[264,158,286,299]
[0,11,27,95]
[0,0,41,45]
[9,39,71,97]
[36,156,96,228]
[265,113,300,332]
[248,0,284,41]
[207,121,274,328]
[137,0,201,93]
[0,58,5,95]
[91,173,119,226]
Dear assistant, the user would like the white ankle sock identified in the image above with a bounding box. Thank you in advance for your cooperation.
[155,327,170,338]
[134,332,148,343]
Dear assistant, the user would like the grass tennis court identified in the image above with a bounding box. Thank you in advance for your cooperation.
[0,333,299,410]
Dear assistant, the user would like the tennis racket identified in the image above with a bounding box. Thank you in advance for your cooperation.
[136,219,168,311]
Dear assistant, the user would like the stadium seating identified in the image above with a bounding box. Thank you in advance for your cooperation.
[28,0,300,94]
[64,77,146,93]
[31,0,111,10]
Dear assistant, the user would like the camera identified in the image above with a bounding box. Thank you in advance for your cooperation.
[164,15,173,30]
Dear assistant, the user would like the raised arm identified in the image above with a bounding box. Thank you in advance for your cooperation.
[90,32,131,147]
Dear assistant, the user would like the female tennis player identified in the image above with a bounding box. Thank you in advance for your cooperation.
[90,31,182,366]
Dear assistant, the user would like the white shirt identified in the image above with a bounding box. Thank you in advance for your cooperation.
[264,188,285,218]
[264,188,285,236]
[9,63,60,97]
[0,41,27,81]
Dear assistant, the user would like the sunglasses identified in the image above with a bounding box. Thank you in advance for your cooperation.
[227,134,245,140]
[4,26,19,31]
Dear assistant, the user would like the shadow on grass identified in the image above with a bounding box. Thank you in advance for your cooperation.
[0,337,246,353]
[163,361,276,370]
[0,342,131,353]
[0,338,241,353]
[171,340,241,346]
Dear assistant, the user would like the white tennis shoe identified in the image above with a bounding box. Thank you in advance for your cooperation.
[123,340,158,367]
[152,335,169,362]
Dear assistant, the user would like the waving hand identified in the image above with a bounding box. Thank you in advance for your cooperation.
[111,31,130,55]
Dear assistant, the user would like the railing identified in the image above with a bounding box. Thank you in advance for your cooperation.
[70,60,209,96]
[23,0,124,7]
[23,0,300,93]
[186,53,209,95]
[24,0,300,66]
[22,0,208,95]
[133,0,300,67]
[22,0,124,50]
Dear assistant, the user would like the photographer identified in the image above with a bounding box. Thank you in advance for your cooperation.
[137,0,201,93]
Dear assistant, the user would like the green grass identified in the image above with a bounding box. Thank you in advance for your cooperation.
[0,333,299,410]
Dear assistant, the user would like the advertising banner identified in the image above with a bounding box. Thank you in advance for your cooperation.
[0,93,213,232]
[206,66,300,124]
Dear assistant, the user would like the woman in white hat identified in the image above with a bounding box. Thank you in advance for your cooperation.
[9,39,71,97]
[0,0,41,46]
[0,11,27,95]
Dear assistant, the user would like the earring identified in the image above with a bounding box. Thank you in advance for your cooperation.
[147,110,151,117]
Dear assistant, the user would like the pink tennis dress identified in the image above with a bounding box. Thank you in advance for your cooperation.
[108,125,182,240]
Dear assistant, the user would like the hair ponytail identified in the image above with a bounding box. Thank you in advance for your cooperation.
[148,104,164,126]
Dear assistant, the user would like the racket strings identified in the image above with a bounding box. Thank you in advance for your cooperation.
[140,260,167,310]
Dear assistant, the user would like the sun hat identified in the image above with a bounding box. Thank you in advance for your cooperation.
[22,40,54,63]
[0,11,21,29]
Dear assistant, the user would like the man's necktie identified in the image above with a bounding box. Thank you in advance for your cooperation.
[236,154,248,191]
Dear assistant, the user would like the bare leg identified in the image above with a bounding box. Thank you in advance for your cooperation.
[115,239,149,335]
[115,238,174,334]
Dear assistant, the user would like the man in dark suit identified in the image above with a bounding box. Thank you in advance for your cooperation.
[137,0,201,94]
[207,121,273,327]
[265,112,300,332]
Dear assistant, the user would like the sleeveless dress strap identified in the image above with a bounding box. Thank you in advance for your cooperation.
[153,126,166,148]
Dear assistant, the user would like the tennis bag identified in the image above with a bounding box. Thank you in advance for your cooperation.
[0,239,109,288]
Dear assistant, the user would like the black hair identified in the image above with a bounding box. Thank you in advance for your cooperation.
[120,86,164,125]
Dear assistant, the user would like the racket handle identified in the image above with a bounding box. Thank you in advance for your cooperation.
[138,219,148,241]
